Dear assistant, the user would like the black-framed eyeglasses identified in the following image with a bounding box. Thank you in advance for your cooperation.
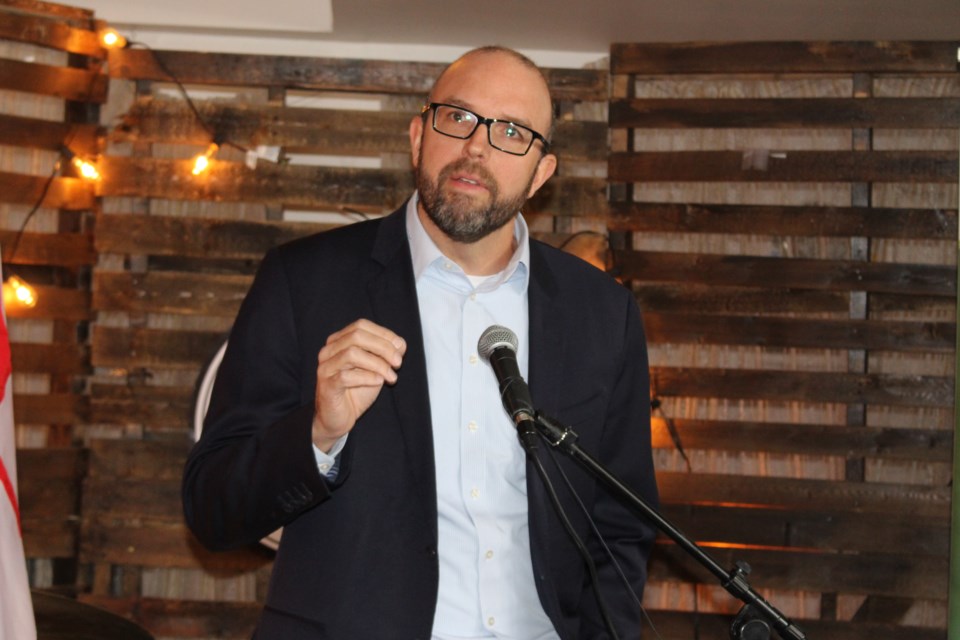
[421,102,550,157]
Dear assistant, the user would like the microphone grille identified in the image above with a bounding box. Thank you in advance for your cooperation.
[477,325,518,360]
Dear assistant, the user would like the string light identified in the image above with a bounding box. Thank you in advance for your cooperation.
[99,27,127,49]
[2,275,37,309]
[192,141,220,176]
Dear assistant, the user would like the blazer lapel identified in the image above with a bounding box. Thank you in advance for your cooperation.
[366,208,438,535]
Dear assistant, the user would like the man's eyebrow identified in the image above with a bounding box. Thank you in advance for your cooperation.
[442,97,535,129]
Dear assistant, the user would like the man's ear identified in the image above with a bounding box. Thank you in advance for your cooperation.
[409,115,424,169]
[527,153,558,199]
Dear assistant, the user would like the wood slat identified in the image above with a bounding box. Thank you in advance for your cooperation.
[651,366,952,408]
[94,212,325,260]
[88,384,195,431]
[608,202,957,240]
[609,150,958,183]
[659,503,948,557]
[645,312,955,352]
[611,41,960,74]
[0,0,94,24]
[108,49,608,101]
[649,544,947,599]
[0,231,95,267]
[3,285,90,320]
[0,10,103,56]
[11,342,87,375]
[93,271,253,316]
[96,157,606,217]
[13,392,87,424]
[87,438,191,480]
[655,471,950,518]
[118,98,607,162]
[617,251,955,296]
[0,114,101,154]
[609,97,960,129]
[633,284,850,315]
[0,172,95,210]
[91,326,227,369]
[651,419,952,462]
[0,57,107,102]
[18,448,85,558]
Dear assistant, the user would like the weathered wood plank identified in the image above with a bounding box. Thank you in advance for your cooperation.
[11,342,87,375]
[0,172,95,210]
[609,97,960,129]
[609,150,958,183]
[617,251,956,296]
[0,114,100,154]
[645,313,955,352]
[118,98,607,161]
[18,448,85,558]
[91,326,226,369]
[0,57,107,102]
[93,271,253,316]
[0,0,94,24]
[3,285,90,320]
[652,419,952,462]
[94,212,325,260]
[633,284,850,315]
[656,471,950,518]
[608,202,957,240]
[87,438,191,480]
[0,11,103,56]
[611,41,960,74]
[88,384,194,431]
[108,49,608,101]
[649,544,947,599]
[660,503,948,557]
[14,392,87,424]
[0,231,95,267]
[96,157,605,217]
[651,366,952,408]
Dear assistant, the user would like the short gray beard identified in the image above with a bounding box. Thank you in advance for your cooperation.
[416,155,535,244]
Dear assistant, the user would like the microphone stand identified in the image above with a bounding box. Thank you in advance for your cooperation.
[532,412,807,640]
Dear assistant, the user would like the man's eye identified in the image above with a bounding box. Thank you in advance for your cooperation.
[451,110,474,124]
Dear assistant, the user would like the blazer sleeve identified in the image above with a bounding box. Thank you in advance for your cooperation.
[181,247,333,551]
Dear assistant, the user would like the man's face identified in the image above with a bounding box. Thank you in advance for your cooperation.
[409,51,557,244]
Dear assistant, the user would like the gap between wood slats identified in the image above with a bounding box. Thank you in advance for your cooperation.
[607,202,957,240]
[610,41,960,75]
[656,471,950,518]
[651,419,951,462]
[0,57,107,102]
[616,251,956,296]
[609,150,957,183]
[609,98,960,129]
[0,10,104,56]
[108,49,608,101]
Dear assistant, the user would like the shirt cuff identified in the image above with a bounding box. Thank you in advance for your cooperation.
[313,435,347,479]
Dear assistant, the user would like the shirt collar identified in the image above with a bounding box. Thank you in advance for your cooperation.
[405,191,530,291]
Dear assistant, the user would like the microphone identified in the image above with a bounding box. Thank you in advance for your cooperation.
[477,325,535,425]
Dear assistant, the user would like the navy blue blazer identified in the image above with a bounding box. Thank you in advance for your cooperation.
[182,205,659,639]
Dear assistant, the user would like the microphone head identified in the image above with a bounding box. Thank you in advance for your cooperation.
[477,325,518,360]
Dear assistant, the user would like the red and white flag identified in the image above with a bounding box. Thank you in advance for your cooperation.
[0,262,36,640]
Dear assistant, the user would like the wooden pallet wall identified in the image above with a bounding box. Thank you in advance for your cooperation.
[0,0,103,593]
[609,42,958,639]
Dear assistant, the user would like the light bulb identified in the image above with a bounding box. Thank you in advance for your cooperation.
[72,156,101,181]
[191,142,219,176]
[3,276,38,309]
[100,28,127,49]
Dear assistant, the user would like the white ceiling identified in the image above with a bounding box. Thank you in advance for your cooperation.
[63,0,959,64]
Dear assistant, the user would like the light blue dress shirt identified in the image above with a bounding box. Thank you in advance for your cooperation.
[405,194,559,640]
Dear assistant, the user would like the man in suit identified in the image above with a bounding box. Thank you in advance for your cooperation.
[182,46,658,639]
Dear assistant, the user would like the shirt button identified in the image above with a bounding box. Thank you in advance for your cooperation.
[469,293,477,301]
[487,617,495,627]
[470,488,479,499]
[485,550,494,559]
[468,354,478,365]
[319,463,330,472]
[467,421,478,432]
[444,262,453,270]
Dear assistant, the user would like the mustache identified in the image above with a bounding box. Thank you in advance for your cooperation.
[437,158,497,192]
